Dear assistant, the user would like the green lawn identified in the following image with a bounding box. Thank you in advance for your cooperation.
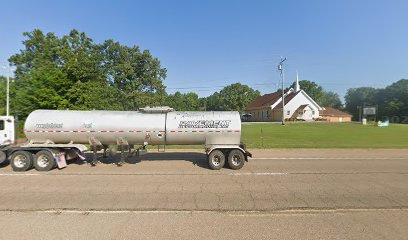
[16,122,408,149]
[242,122,408,148]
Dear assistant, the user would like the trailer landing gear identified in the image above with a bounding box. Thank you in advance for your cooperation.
[90,144,99,166]
[117,144,130,167]
[87,143,133,167]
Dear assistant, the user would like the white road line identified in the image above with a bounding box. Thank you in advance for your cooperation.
[2,208,407,215]
[1,171,404,177]
[251,157,408,160]
[229,208,408,216]
[40,210,201,214]
[229,172,287,176]
[0,173,41,176]
[0,172,289,177]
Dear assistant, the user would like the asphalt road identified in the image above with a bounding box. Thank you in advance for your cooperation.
[0,149,407,239]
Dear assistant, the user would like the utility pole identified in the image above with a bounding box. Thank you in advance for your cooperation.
[357,106,362,123]
[278,57,287,125]
[0,65,11,116]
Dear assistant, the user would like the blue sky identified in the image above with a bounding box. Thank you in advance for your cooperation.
[0,0,407,100]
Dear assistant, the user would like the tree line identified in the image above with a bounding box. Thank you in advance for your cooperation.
[294,78,408,122]
[1,29,406,122]
[345,79,408,122]
[0,29,262,120]
[285,80,342,109]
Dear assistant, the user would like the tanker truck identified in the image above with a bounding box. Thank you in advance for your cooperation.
[0,107,251,172]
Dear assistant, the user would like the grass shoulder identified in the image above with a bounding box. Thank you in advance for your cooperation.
[242,122,408,148]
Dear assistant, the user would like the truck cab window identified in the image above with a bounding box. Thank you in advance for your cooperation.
[0,120,4,130]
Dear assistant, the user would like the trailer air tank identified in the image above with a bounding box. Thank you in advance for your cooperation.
[24,108,242,146]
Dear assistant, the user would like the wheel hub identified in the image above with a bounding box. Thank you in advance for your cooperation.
[232,154,242,166]
[212,156,221,166]
[14,155,27,168]
[37,155,50,168]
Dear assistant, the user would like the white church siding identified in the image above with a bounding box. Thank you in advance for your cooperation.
[284,91,321,120]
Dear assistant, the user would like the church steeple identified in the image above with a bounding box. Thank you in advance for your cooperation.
[295,70,300,92]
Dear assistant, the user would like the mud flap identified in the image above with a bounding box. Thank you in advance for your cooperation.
[245,151,252,161]
[55,152,67,169]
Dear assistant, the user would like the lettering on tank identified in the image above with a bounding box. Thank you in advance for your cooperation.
[82,123,93,128]
[35,123,63,129]
[178,120,231,129]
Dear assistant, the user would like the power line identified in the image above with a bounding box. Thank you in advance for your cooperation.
[166,82,278,90]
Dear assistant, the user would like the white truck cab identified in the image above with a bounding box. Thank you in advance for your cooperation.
[0,116,15,147]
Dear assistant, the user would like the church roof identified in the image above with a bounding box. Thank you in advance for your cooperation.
[246,90,300,110]
[272,92,299,109]
[319,107,352,117]
[246,91,282,109]
[246,72,324,112]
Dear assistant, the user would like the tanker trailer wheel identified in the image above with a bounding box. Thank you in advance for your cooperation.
[208,150,225,170]
[0,150,7,165]
[227,150,245,170]
[34,150,57,171]
[10,151,33,172]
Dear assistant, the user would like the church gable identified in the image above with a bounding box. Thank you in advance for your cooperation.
[244,72,325,122]
[284,91,321,119]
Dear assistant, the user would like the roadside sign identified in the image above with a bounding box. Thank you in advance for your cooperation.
[363,107,376,115]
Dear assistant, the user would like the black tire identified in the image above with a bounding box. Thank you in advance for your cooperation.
[227,150,245,170]
[208,150,225,170]
[0,150,7,164]
[10,151,33,172]
[34,150,57,171]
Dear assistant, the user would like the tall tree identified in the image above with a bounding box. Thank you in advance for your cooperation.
[59,29,105,84]
[320,91,343,108]
[344,87,378,120]
[198,97,207,111]
[65,81,124,110]
[376,79,408,119]
[8,29,167,118]
[97,40,167,110]
[9,30,71,117]
[344,80,408,121]
[165,92,200,111]
[206,92,221,111]
[289,80,324,103]
[0,76,7,115]
[207,83,260,112]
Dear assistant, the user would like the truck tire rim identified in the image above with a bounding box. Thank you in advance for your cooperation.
[37,154,51,168]
[14,155,27,168]
[212,155,221,166]
[231,154,242,166]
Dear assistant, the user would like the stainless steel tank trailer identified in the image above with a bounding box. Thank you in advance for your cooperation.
[0,107,252,172]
